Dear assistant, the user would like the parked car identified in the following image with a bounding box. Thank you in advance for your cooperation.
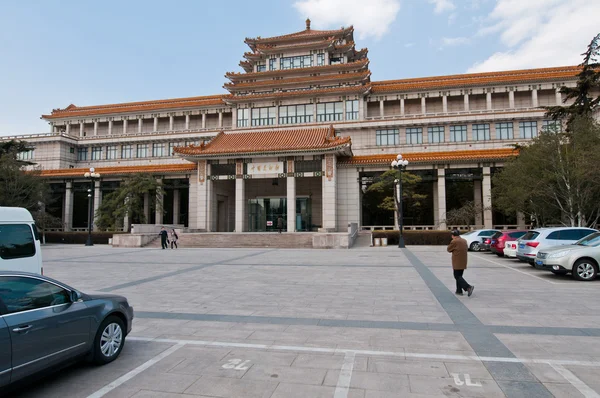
[0,207,43,275]
[0,272,134,389]
[460,229,500,251]
[535,231,600,281]
[504,241,518,258]
[489,230,528,256]
[516,227,597,265]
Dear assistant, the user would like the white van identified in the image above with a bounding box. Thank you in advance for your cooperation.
[0,207,43,274]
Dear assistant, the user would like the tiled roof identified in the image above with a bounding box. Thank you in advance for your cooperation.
[337,148,518,166]
[372,66,581,93]
[226,59,369,80]
[224,71,371,90]
[42,95,226,119]
[39,163,197,178]
[254,39,334,53]
[174,126,351,157]
[226,85,371,103]
[245,26,353,46]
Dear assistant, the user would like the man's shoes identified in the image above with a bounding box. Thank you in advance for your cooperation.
[455,291,463,296]
[467,286,475,297]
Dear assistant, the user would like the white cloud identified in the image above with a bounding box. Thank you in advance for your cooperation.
[428,0,455,14]
[404,42,415,48]
[468,0,600,72]
[293,0,401,40]
[442,36,470,46]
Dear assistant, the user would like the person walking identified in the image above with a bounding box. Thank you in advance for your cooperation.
[159,227,168,250]
[170,229,178,249]
[447,229,474,297]
[277,216,284,233]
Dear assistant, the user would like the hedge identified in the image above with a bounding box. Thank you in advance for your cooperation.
[41,232,125,245]
[372,230,452,245]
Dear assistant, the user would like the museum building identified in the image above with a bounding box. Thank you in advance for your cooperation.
[3,20,581,233]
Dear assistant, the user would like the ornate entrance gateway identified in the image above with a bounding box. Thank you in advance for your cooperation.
[247,197,312,232]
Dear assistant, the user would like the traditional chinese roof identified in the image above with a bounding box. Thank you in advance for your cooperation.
[224,71,371,91]
[224,85,371,103]
[39,163,197,178]
[42,95,226,119]
[174,125,351,158]
[226,59,369,80]
[337,148,518,166]
[372,66,581,94]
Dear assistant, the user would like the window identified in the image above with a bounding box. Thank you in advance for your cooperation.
[0,276,70,314]
[496,122,514,140]
[519,121,538,139]
[280,55,313,70]
[428,126,444,143]
[542,120,562,133]
[77,147,88,161]
[251,107,277,126]
[17,149,34,160]
[279,104,313,124]
[69,147,75,154]
[256,64,266,72]
[106,145,117,160]
[473,124,490,141]
[546,231,560,239]
[121,145,132,159]
[91,147,102,160]
[0,224,35,260]
[269,58,277,71]
[558,229,584,241]
[330,57,343,65]
[317,53,325,66]
[376,129,399,146]
[168,142,176,156]
[237,108,249,127]
[136,144,148,158]
[317,102,343,122]
[521,231,540,241]
[508,231,526,239]
[450,125,467,142]
[406,127,423,144]
[295,159,322,173]
[152,143,165,157]
[346,100,359,120]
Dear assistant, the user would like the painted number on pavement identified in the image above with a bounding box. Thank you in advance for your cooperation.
[222,359,251,370]
[451,373,482,387]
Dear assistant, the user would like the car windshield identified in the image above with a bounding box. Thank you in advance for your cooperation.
[521,231,540,241]
[576,232,600,247]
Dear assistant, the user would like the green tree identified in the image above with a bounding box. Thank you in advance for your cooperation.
[96,174,164,231]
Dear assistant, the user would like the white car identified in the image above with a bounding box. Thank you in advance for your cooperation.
[503,241,518,258]
[535,232,600,281]
[460,229,500,251]
[0,207,43,275]
[516,227,597,265]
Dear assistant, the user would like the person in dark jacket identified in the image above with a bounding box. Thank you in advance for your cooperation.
[447,229,474,296]
[277,216,284,233]
[159,227,168,250]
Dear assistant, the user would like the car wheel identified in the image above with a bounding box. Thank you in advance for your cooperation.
[572,259,598,281]
[470,242,481,252]
[92,315,125,365]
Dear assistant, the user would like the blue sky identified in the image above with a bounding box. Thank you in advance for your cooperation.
[1,0,598,135]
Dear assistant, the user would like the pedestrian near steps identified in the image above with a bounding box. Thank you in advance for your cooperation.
[159,227,168,250]
[170,229,178,249]
[448,229,474,297]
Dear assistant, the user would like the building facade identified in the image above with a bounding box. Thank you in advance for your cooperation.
[2,20,585,233]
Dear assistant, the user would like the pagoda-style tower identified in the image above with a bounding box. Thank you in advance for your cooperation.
[224,19,371,106]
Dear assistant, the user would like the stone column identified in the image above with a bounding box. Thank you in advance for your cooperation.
[196,160,212,231]
[463,94,470,111]
[436,169,446,230]
[486,92,492,110]
[79,122,84,137]
[555,88,562,105]
[320,154,337,231]
[123,120,128,135]
[94,121,98,136]
[153,116,158,132]
[482,167,493,228]
[173,189,180,225]
[63,182,73,231]
[342,100,346,121]
[379,100,384,118]
[421,97,426,114]
[185,114,190,130]
[108,120,113,135]
[474,179,483,227]
[313,103,318,121]
[93,180,102,231]
[508,91,515,108]
[532,89,538,108]
[235,177,245,233]
[287,176,296,232]
[218,111,223,128]
[138,118,143,133]
[433,179,439,228]
[169,115,174,131]
[65,123,71,135]
[201,113,206,129]
[442,95,448,113]
[155,179,164,225]
[358,98,364,120]
[143,192,150,222]
[400,98,405,116]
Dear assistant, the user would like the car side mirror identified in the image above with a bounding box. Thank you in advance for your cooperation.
[70,290,82,303]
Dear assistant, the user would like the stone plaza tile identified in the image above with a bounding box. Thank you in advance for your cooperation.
[408,374,506,397]
[241,364,328,385]
[323,370,411,393]
[367,357,449,377]
[184,376,278,398]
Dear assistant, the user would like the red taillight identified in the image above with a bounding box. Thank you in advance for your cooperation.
[526,241,539,248]
[484,239,491,244]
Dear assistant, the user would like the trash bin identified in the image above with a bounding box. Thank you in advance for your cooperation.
[374,238,381,246]
[108,238,113,245]
[381,237,388,246]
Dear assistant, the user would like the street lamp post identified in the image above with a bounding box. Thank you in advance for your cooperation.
[391,154,409,248]
[84,167,101,246]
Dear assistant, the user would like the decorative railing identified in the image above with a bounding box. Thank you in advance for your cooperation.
[364,107,543,121]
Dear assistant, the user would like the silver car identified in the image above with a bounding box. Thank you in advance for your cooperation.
[516,227,597,265]
[0,272,134,389]
[535,232,600,281]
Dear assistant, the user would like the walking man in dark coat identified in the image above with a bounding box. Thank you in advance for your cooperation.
[277,216,284,233]
[447,229,474,296]
[159,227,168,250]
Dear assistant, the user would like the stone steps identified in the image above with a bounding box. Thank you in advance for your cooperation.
[145,232,314,248]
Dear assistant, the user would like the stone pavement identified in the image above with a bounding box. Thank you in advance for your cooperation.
[13,244,600,398]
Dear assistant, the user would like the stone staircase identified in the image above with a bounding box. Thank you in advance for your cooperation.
[145,232,314,249]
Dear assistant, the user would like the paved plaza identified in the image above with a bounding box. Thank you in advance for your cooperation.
[12,244,600,398]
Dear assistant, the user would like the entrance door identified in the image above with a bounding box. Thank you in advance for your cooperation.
[247,198,287,232]
[217,199,227,232]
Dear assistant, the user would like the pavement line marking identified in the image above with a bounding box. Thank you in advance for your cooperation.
[127,336,600,367]
[334,351,355,398]
[471,254,560,285]
[549,363,600,398]
[86,343,185,398]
